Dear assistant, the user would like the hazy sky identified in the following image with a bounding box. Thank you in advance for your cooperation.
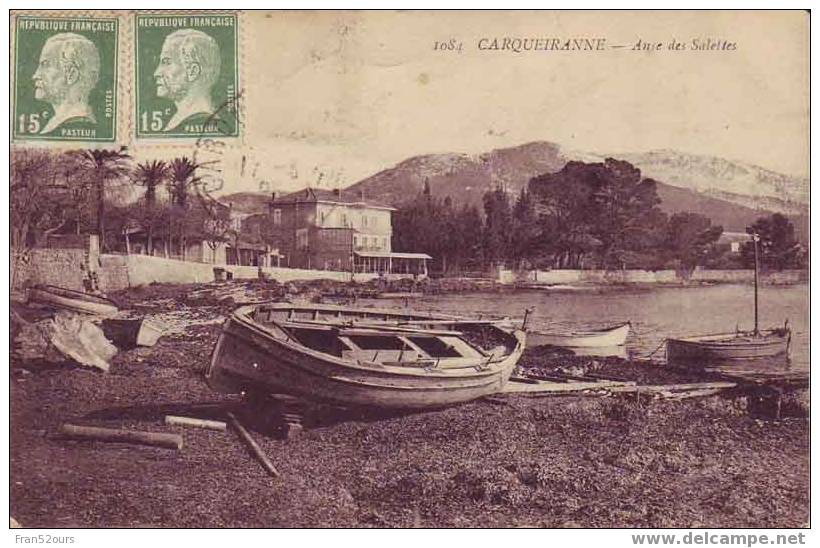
[51,10,816,194]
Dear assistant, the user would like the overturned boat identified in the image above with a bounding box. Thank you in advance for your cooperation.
[527,322,631,349]
[206,303,526,409]
[27,284,118,317]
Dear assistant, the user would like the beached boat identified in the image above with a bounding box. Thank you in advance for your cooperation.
[206,303,526,409]
[526,322,631,349]
[665,233,791,369]
[666,329,791,365]
[101,317,166,348]
[27,285,118,317]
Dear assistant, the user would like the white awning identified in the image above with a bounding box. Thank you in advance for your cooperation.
[354,251,432,260]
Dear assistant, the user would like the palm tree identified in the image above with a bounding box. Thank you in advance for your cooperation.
[134,160,168,209]
[168,156,201,208]
[70,146,132,251]
[133,160,169,256]
[166,156,202,259]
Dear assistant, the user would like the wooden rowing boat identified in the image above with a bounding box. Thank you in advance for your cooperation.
[206,303,526,409]
[666,329,791,367]
[526,322,631,349]
[665,233,792,370]
[27,285,118,317]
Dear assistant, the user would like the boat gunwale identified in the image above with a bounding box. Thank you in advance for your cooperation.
[529,321,631,338]
[227,304,526,379]
[252,301,462,321]
[667,330,790,346]
[29,284,117,306]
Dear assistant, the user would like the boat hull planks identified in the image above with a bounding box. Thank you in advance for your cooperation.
[206,304,526,409]
[28,285,118,317]
[526,322,630,349]
[666,330,791,369]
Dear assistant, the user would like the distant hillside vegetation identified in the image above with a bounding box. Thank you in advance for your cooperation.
[227,142,809,242]
[344,142,808,242]
[346,141,567,207]
[219,191,276,215]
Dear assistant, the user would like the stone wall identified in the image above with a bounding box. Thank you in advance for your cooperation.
[117,255,217,288]
[96,255,130,292]
[690,268,807,284]
[11,236,100,291]
[11,248,91,291]
[529,269,680,284]
[228,264,352,283]
[94,254,387,289]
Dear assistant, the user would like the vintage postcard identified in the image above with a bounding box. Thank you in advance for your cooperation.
[8,9,810,536]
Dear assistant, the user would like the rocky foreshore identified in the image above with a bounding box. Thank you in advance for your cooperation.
[10,282,809,528]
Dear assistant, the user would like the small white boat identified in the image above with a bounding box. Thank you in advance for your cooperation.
[27,285,118,318]
[136,317,166,346]
[101,317,166,348]
[526,322,631,349]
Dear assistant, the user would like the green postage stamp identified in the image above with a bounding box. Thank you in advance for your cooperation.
[135,13,240,139]
[12,16,118,142]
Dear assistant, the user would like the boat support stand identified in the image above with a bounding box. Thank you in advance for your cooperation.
[244,391,306,440]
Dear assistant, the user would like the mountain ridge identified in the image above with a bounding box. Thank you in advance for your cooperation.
[222,141,809,241]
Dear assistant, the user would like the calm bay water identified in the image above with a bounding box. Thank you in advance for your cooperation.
[368,284,810,369]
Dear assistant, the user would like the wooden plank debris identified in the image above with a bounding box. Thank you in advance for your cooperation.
[164,415,227,431]
[584,372,633,383]
[508,375,540,384]
[608,381,737,394]
[503,378,735,398]
[707,369,809,388]
[660,388,728,401]
[520,372,572,383]
[59,424,183,450]
[227,412,279,478]
[504,378,630,395]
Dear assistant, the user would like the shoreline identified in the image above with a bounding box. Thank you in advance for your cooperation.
[10,283,809,527]
[317,276,808,298]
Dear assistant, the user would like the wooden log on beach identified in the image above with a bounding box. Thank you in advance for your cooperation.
[165,415,227,431]
[59,424,183,450]
[509,375,540,384]
[227,412,279,478]
[584,372,632,383]
[518,372,570,383]
[659,388,728,401]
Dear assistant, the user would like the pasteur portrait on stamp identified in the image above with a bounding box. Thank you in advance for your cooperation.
[135,13,239,139]
[13,16,118,141]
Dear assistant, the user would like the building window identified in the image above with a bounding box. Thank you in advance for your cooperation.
[342,213,348,227]
[296,228,308,250]
[273,209,282,226]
